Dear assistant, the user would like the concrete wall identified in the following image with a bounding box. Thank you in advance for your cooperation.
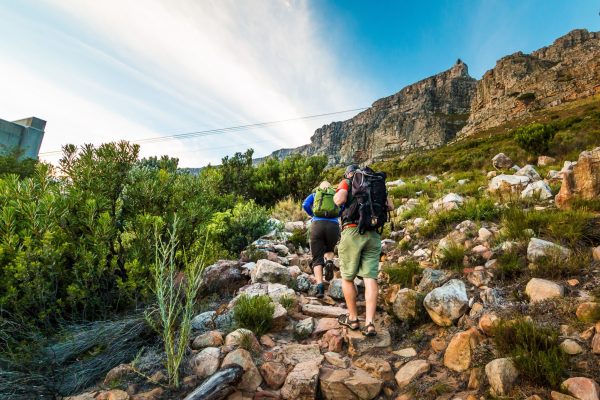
[0,117,45,159]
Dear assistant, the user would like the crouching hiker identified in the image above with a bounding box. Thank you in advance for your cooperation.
[302,181,341,298]
[334,165,394,336]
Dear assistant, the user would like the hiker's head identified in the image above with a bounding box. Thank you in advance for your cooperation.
[319,181,331,190]
[344,164,359,179]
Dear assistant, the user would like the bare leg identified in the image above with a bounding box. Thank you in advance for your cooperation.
[314,265,323,284]
[342,279,358,320]
[363,277,378,326]
[324,251,334,262]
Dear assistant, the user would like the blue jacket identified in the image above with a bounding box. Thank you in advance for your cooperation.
[302,193,340,223]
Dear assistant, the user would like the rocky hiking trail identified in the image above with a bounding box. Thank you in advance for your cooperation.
[68,147,600,400]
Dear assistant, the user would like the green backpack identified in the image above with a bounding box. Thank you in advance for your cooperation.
[313,187,340,218]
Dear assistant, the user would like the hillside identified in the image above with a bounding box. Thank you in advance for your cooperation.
[270,29,600,166]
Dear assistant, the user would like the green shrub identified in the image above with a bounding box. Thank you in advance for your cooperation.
[513,123,556,156]
[571,198,600,212]
[496,249,525,280]
[279,294,297,312]
[244,245,268,262]
[500,206,598,247]
[438,242,465,270]
[271,197,307,222]
[289,227,309,248]
[209,200,272,255]
[493,318,567,387]
[233,294,275,336]
[383,260,422,288]
[533,249,590,279]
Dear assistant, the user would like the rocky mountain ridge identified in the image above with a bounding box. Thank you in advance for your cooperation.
[269,29,600,166]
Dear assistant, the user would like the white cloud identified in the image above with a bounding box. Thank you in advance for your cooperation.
[1,0,373,166]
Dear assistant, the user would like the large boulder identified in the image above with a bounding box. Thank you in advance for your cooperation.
[515,165,542,181]
[392,288,421,321]
[525,278,564,303]
[200,260,247,295]
[190,347,220,379]
[492,153,513,169]
[191,330,223,350]
[281,360,321,400]
[345,327,392,356]
[485,358,519,396]
[417,268,451,292]
[443,328,482,372]
[280,344,324,366]
[319,367,382,400]
[221,348,262,392]
[251,260,293,285]
[527,238,571,263]
[353,356,394,381]
[561,377,600,400]
[224,328,261,352]
[432,193,464,211]
[328,279,344,300]
[489,174,530,192]
[556,147,600,209]
[521,181,554,200]
[423,279,469,326]
[394,359,430,389]
[259,362,288,389]
[576,302,600,322]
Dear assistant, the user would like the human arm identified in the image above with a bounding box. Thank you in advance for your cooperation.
[302,193,314,217]
[334,180,349,207]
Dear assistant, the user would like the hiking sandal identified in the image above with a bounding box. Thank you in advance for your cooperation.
[337,314,360,330]
[361,322,377,337]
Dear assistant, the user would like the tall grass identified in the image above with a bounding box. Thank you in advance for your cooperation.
[500,207,600,247]
[145,217,206,388]
[493,319,567,388]
[233,294,275,337]
[383,260,422,288]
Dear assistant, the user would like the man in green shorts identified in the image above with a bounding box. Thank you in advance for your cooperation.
[334,165,393,336]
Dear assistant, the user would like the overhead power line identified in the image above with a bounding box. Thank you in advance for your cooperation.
[38,107,367,157]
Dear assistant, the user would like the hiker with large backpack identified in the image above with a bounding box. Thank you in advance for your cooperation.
[302,181,341,298]
[334,164,394,337]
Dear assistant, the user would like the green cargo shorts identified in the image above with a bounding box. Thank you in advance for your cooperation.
[338,227,381,281]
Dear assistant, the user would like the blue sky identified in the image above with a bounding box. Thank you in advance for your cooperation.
[0,0,598,167]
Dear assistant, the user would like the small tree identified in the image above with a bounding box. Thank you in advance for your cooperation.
[513,123,556,156]
[145,216,206,388]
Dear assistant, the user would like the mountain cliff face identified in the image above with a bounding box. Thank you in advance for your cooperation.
[270,29,600,166]
[460,29,600,136]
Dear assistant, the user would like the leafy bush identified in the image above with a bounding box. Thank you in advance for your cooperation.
[233,294,275,337]
[272,197,307,222]
[513,123,556,156]
[209,200,272,255]
[383,260,422,287]
[289,227,309,249]
[493,318,567,387]
[0,148,38,178]
[220,150,327,207]
[496,249,525,280]
[279,294,297,312]
[532,249,590,279]
[438,242,465,270]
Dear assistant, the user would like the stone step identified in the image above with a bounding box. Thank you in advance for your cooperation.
[301,304,347,318]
